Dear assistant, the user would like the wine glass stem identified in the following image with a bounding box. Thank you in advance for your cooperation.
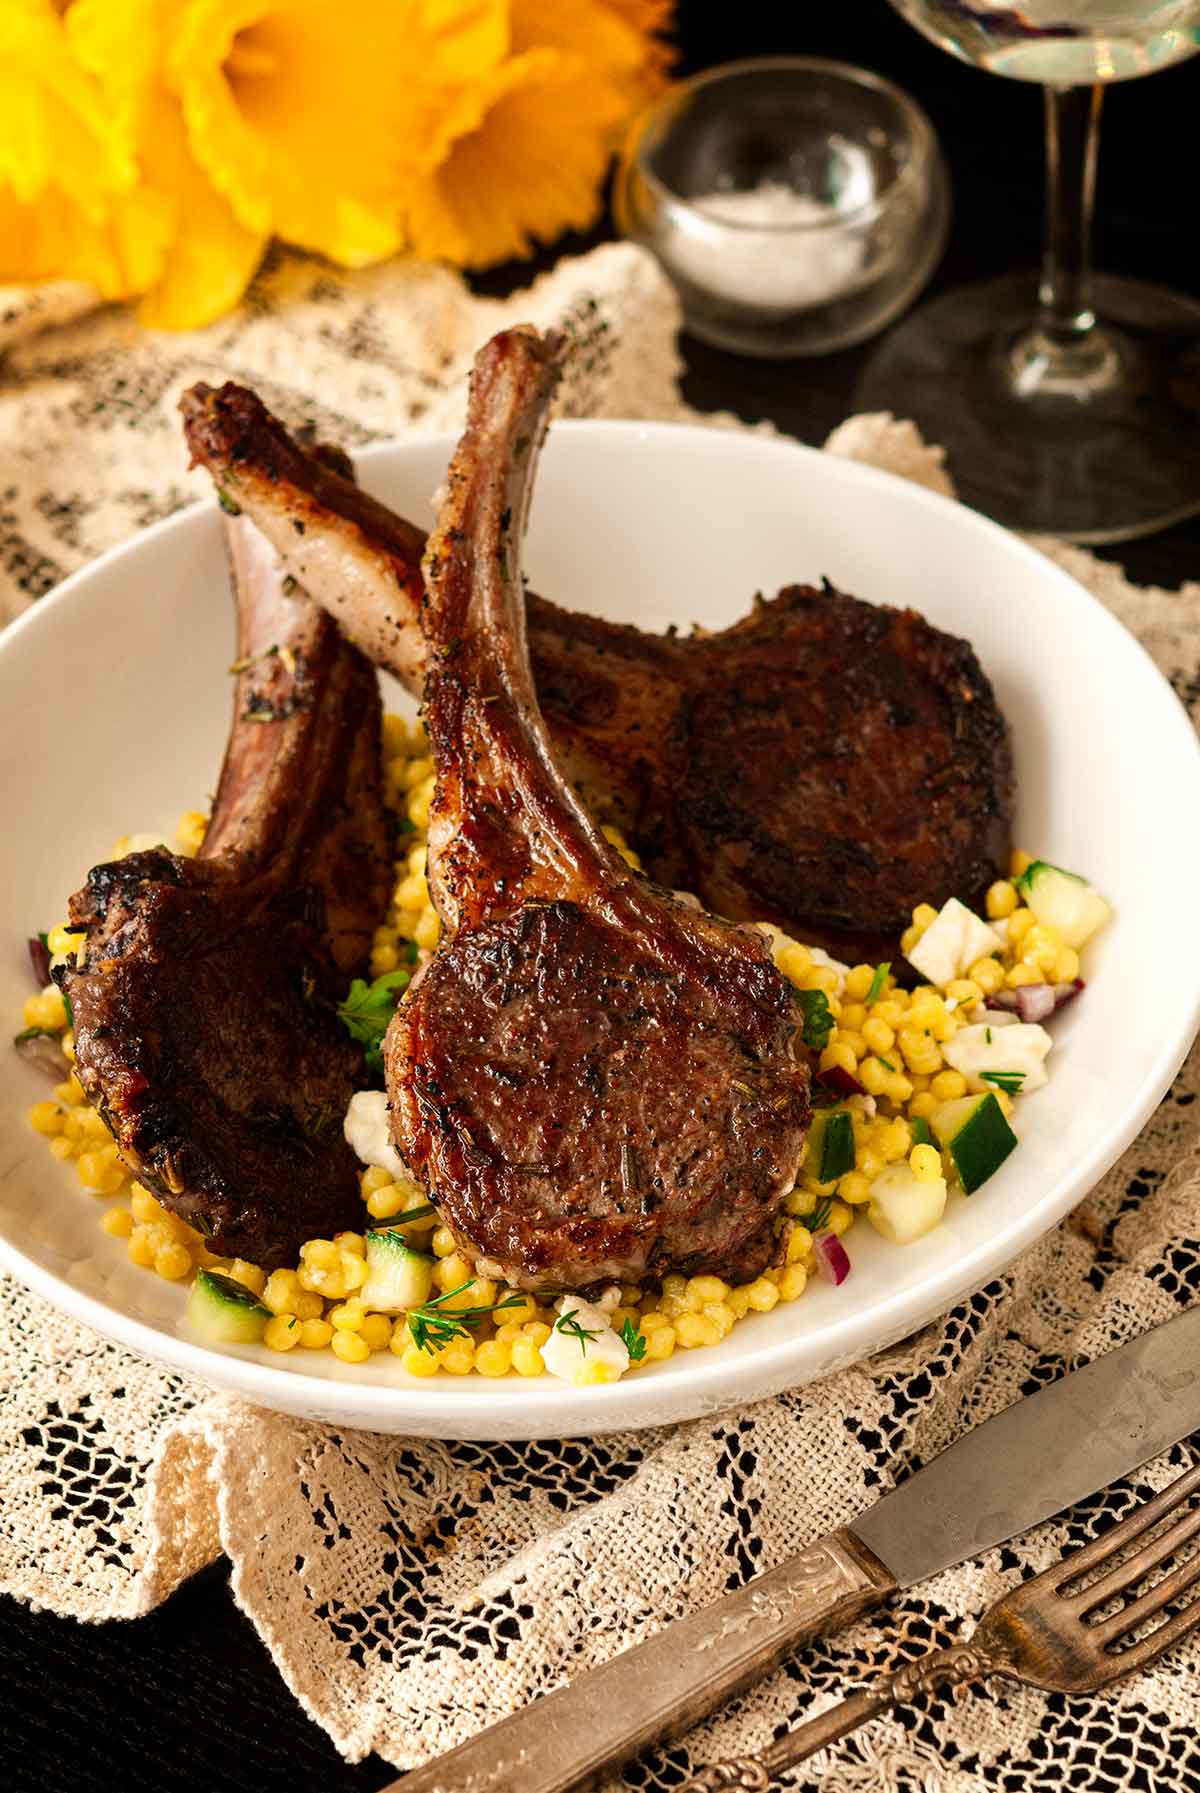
[1039,83,1103,351]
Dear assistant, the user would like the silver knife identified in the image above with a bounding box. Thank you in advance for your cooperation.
[388,1303,1200,1793]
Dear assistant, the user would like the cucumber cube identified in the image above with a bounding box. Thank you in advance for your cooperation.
[1015,860,1111,949]
[185,1268,270,1346]
[931,1092,1017,1194]
[361,1231,435,1312]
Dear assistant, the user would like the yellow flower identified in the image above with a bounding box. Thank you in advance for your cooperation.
[69,0,267,329]
[0,0,167,296]
[170,0,408,268]
[398,0,665,269]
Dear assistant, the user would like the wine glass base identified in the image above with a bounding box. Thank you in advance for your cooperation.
[853,272,1200,542]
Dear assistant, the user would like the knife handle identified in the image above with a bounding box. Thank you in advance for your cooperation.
[387,1527,895,1793]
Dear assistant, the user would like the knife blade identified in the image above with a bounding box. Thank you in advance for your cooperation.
[387,1303,1200,1793]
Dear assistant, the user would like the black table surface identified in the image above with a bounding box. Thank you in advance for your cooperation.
[4,7,1198,1791]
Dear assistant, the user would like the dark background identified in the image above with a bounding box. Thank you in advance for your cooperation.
[3,6,1197,1792]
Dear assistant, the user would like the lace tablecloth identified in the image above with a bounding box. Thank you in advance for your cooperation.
[1,244,1198,1790]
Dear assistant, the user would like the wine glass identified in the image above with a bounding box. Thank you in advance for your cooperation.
[855,1,1200,541]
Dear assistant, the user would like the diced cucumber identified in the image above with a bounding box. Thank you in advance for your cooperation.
[867,1163,948,1245]
[361,1230,435,1312]
[806,1108,855,1184]
[909,1115,934,1148]
[185,1268,270,1345]
[1015,860,1111,949]
[931,1092,1017,1194]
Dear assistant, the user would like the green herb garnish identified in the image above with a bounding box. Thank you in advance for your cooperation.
[336,968,411,1076]
[985,1026,993,1044]
[910,1115,934,1148]
[620,1316,647,1362]
[14,1025,61,1046]
[807,1198,834,1235]
[555,1309,602,1355]
[407,1282,526,1354]
[865,962,891,1005]
[376,1202,438,1228]
[217,487,242,516]
[981,1070,1026,1094]
[229,643,279,675]
[874,1054,897,1073]
[794,987,834,1051]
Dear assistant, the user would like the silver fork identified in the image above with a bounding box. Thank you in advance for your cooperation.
[683,1459,1200,1791]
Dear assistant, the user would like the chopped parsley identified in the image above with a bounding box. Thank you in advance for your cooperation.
[985,1026,993,1044]
[554,1310,602,1354]
[407,1283,526,1354]
[874,1054,897,1073]
[865,961,891,1005]
[336,967,411,1076]
[981,1069,1026,1094]
[620,1317,647,1362]
[793,987,835,1051]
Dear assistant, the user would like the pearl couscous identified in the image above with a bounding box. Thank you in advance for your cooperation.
[18,713,1110,1386]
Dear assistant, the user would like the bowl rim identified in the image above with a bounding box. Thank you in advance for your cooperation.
[1,417,1197,1437]
[619,54,941,234]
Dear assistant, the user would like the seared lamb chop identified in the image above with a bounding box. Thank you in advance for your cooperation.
[59,494,392,1267]
[384,327,810,1292]
[181,382,1012,964]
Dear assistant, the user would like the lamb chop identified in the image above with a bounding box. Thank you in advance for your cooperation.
[181,382,1012,964]
[58,482,393,1267]
[383,327,810,1292]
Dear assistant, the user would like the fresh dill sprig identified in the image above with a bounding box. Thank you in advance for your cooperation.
[619,1317,647,1362]
[981,1069,1026,1094]
[406,1283,526,1354]
[554,1310,602,1355]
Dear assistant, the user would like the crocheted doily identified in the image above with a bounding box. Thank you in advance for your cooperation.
[1,244,1198,1790]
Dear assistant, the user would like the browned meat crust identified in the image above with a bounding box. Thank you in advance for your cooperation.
[181,382,1012,964]
[59,502,393,1267]
[385,327,810,1292]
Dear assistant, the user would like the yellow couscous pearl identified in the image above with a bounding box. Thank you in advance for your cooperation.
[434,1338,473,1375]
[801,965,840,997]
[820,1041,858,1076]
[366,1184,405,1219]
[130,1183,164,1222]
[986,880,1018,919]
[930,1069,968,1102]
[824,1201,852,1237]
[494,1320,524,1345]
[839,1002,868,1033]
[402,754,434,791]
[333,1231,366,1257]
[175,809,209,854]
[360,1164,393,1195]
[474,1339,512,1377]
[370,941,400,977]
[299,1318,333,1349]
[127,1228,156,1268]
[912,902,939,931]
[511,1338,544,1376]
[945,979,983,1006]
[969,957,1005,995]
[859,1057,888,1096]
[522,1320,553,1346]
[856,1146,884,1180]
[910,1144,943,1183]
[884,1072,914,1105]
[645,1325,676,1361]
[434,1252,474,1293]
[1010,849,1034,877]
[746,1278,780,1312]
[28,1100,64,1136]
[873,995,909,1026]
[729,1286,753,1318]
[395,873,428,911]
[431,1225,457,1258]
[900,924,921,955]
[331,1329,370,1365]
[838,1169,872,1206]
[382,713,409,753]
[775,942,811,984]
[360,1314,393,1352]
[688,1274,729,1305]
[264,1314,301,1352]
[777,1264,808,1301]
[294,1290,325,1321]
[879,1119,911,1162]
[1006,907,1036,944]
[675,1312,722,1349]
[414,909,440,951]
[1006,961,1044,989]
[1021,925,1062,971]
[340,1253,369,1290]
[262,1269,302,1315]
[228,1258,266,1297]
[703,1301,736,1340]
[841,964,876,1002]
[302,1238,339,1272]
[100,1205,134,1238]
[1054,946,1080,983]
[861,1017,895,1055]
[155,1241,192,1280]
[23,988,68,1031]
[330,1299,366,1331]
[908,1091,939,1120]
[638,1311,670,1333]
[77,1150,122,1193]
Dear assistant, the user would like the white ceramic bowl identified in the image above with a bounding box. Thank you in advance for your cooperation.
[2,423,1197,1438]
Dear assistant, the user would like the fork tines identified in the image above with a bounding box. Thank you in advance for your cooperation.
[1056,1461,1200,1665]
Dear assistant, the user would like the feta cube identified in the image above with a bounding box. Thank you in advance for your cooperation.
[906,898,1003,989]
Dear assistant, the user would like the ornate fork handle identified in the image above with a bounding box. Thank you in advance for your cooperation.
[682,1644,1002,1791]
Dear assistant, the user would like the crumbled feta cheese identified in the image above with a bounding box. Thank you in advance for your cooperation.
[943,1022,1053,1094]
[907,898,1003,989]
[541,1295,630,1385]
[343,1088,406,1178]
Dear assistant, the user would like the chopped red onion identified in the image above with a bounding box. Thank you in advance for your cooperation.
[28,935,51,986]
[985,979,1084,1024]
[813,1231,851,1286]
[814,1063,866,1101]
[14,1029,68,1080]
